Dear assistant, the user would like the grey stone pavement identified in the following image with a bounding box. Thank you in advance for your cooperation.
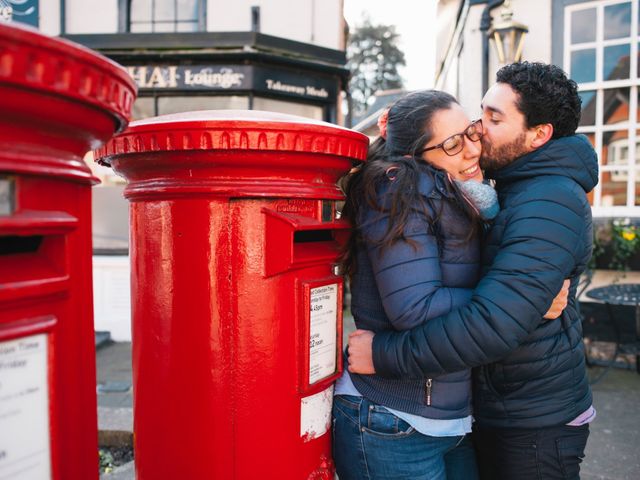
[96,313,640,479]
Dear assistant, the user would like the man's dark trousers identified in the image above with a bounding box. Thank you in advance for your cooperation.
[473,423,589,479]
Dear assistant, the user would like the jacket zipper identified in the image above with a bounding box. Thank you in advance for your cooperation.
[425,378,433,406]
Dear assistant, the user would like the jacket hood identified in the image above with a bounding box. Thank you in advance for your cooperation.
[486,134,598,193]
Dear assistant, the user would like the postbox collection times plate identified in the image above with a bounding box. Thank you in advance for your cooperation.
[0,334,52,480]
[307,283,339,385]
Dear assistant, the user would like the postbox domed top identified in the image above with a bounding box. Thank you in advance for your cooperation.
[0,22,137,132]
[131,109,347,128]
[94,109,369,165]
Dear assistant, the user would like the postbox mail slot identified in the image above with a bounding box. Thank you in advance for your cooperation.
[0,235,42,255]
[0,245,70,304]
[263,208,349,277]
[0,210,76,295]
[0,211,74,303]
[293,230,334,243]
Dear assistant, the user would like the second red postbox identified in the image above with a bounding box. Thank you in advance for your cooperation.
[0,23,135,480]
[95,110,368,479]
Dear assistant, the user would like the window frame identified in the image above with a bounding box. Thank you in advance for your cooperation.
[564,0,639,216]
[120,0,206,33]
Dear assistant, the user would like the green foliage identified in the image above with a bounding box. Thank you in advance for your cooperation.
[347,16,406,117]
[99,448,115,474]
[588,231,605,271]
[591,219,640,271]
[610,221,640,271]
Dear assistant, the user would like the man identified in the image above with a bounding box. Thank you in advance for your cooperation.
[347,62,598,479]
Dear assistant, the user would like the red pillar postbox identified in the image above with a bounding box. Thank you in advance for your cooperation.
[0,23,136,480]
[94,110,368,479]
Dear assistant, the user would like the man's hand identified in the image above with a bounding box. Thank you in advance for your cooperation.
[543,279,570,320]
[347,329,376,374]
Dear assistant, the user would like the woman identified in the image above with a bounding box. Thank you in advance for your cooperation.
[333,90,565,479]
[333,90,491,480]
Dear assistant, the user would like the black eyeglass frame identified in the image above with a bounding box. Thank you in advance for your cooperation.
[419,119,484,157]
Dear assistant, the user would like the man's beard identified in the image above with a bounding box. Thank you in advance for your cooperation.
[480,131,529,171]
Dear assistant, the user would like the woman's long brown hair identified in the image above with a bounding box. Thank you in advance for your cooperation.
[339,90,483,276]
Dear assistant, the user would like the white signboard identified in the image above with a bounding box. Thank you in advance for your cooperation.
[308,284,338,384]
[300,385,334,441]
[0,334,52,480]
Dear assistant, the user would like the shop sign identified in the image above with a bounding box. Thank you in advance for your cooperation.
[125,65,251,90]
[127,64,337,102]
[263,79,329,99]
[254,66,336,101]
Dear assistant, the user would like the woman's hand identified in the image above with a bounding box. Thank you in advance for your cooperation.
[347,330,377,374]
[543,279,570,320]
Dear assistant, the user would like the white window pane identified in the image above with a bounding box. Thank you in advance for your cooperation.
[603,131,631,205]
[604,44,631,81]
[253,97,324,120]
[153,22,176,32]
[177,0,198,21]
[131,97,156,121]
[131,0,152,22]
[601,172,628,205]
[154,0,176,22]
[600,130,629,207]
[176,22,199,32]
[603,87,630,126]
[635,130,640,206]
[604,2,631,40]
[579,90,596,126]
[130,22,153,33]
[571,8,596,44]
[157,96,250,115]
[571,49,596,84]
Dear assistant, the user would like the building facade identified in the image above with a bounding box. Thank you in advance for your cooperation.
[3,0,348,340]
[22,0,348,125]
[436,0,640,219]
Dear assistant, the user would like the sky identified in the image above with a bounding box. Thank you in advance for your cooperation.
[343,0,438,91]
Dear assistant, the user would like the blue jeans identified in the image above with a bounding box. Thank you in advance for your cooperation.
[332,395,479,480]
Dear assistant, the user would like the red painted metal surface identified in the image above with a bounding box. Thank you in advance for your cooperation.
[96,110,368,479]
[0,22,136,480]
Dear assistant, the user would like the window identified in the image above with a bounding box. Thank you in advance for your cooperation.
[565,0,640,216]
[157,96,249,115]
[607,137,636,181]
[129,0,204,33]
[253,97,324,120]
[129,95,326,122]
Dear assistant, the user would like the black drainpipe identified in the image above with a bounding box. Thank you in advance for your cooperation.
[60,0,66,35]
[479,0,505,95]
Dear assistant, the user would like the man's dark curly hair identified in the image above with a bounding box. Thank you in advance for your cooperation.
[496,62,581,138]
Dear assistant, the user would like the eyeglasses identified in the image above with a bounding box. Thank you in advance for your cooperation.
[419,119,483,157]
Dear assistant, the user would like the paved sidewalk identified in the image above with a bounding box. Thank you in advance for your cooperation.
[96,333,640,479]
[581,366,640,480]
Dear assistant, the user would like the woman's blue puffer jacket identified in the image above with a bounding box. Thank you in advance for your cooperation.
[349,162,481,419]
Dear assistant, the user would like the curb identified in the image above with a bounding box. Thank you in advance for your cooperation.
[98,407,133,447]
